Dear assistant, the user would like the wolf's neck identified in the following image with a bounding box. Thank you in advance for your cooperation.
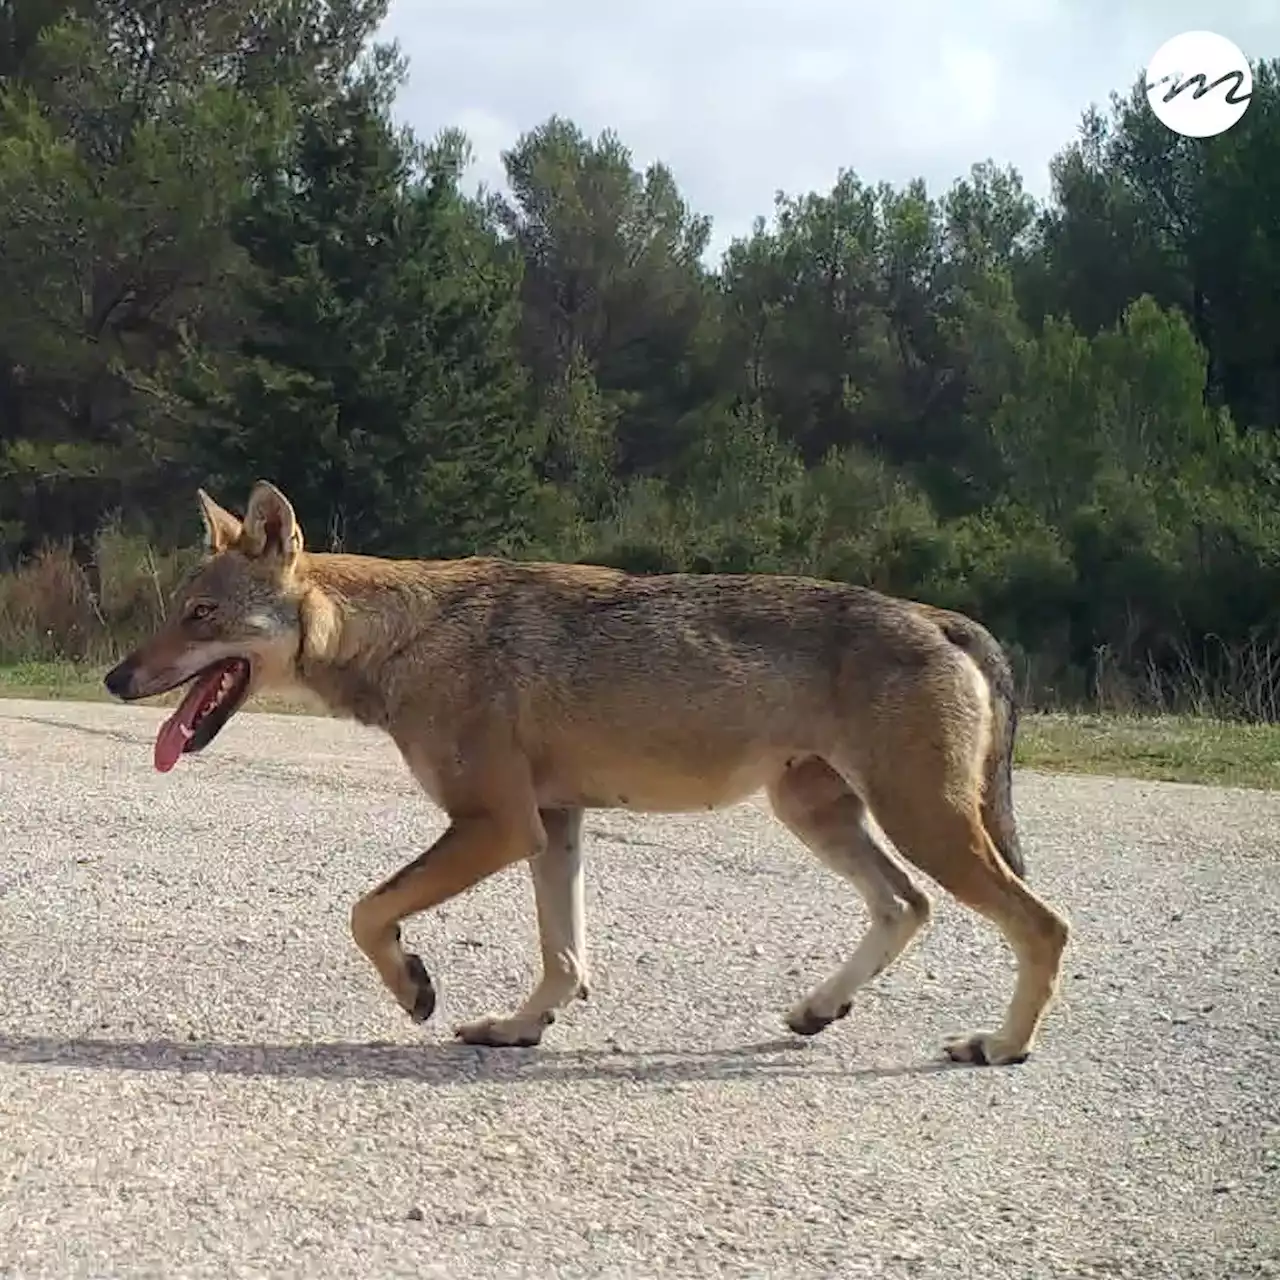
[291,553,442,729]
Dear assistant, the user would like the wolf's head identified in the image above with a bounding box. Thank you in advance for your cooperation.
[103,480,310,772]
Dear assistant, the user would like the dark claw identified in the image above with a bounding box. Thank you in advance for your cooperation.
[454,1024,542,1049]
[786,1000,853,1038]
[944,1037,1030,1067]
[404,952,436,1023]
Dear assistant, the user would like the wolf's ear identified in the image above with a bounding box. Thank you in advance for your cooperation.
[240,480,304,563]
[197,489,243,555]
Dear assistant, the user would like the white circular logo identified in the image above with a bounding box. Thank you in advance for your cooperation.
[1145,30,1252,137]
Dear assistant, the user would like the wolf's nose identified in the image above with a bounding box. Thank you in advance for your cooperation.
[103,658,136,700]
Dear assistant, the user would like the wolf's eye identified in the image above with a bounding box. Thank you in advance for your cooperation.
[187,602,215,623]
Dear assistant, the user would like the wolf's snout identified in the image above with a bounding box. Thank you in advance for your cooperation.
[103,657,138,700]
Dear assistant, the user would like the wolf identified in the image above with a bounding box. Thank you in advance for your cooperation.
[103,480,1070,1065]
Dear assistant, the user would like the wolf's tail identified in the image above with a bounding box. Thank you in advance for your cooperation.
[927,608,1027,881]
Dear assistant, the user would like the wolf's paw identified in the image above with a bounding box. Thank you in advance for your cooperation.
[403,953,437,1023]
[942,1030,1030,1067]
[785,997,853,1038]
[454,1010,553,1048]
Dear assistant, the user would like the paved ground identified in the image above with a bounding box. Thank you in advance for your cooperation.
[0,696,1276,1280]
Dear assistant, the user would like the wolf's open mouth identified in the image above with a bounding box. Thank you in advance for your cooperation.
[153,658,251,773]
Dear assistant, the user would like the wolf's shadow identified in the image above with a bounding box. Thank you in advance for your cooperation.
[0,1033,965,1087]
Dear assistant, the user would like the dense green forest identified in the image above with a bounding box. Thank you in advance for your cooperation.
[2,0,1279,717]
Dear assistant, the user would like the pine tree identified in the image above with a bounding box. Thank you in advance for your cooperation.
[186,84,536,558]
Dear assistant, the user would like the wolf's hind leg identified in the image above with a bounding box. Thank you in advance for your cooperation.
[768,759,933,1037]
[863,759,1070,1066]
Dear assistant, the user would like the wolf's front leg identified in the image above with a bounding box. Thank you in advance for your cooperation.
[349,811,541,1022]
[455,807,588,1048]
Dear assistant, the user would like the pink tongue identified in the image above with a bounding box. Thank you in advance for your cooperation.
[153,667,224,773]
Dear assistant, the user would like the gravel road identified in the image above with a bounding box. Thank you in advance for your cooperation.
[1,696,1277,1279]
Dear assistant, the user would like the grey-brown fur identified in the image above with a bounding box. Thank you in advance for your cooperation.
[103,481,1071,1066]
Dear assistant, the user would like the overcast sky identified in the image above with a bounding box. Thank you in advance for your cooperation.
[379,1,1278,262]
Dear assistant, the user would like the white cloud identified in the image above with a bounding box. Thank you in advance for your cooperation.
[379,0,1280,261]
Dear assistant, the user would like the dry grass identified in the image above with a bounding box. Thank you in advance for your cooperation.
[0,528,201,666]
[1015,713,1280,791]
